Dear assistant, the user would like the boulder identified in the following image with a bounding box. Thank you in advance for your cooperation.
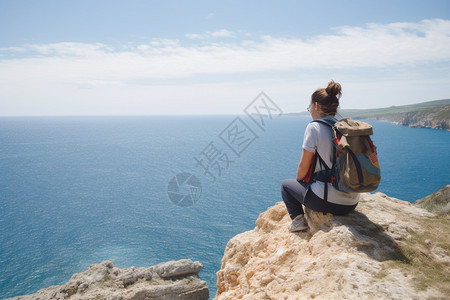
[11,259,209,300]
[216,191,449,299]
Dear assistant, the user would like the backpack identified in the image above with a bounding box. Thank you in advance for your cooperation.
[304,116,381,200]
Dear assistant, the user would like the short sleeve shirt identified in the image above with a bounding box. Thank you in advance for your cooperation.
[302,122,359,205]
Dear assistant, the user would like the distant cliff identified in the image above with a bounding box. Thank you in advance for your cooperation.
[215,189,450,299]
[342,99,450,130]
[11,259,209,300]
[415,185,450,216]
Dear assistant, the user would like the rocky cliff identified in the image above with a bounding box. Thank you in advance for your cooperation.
[215,191,450,299]
[11,259,209,300]
[415,185,450,216]
[393,105,449,130]
[356,105,450,130]
[289,100,450,130]
[342,100,450,130]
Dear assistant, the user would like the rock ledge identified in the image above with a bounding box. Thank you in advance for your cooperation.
[12,259,209,300]
[216,192,450,299]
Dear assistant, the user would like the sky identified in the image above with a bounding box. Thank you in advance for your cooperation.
[1,0,450,116]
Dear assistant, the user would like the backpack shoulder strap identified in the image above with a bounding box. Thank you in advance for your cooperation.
[312,116,338,128]
[309,116,339,204]
[308,116,338,171]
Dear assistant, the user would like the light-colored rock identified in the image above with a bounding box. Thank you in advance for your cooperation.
[347,101,450,130]
[415,184,450,215]
[11,259,209,300]
[216,192,449,299]
[303,206,333,234]
[399,106,450,130]
[154,259,203,278]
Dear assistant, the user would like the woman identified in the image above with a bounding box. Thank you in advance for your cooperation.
[281,81,359,232]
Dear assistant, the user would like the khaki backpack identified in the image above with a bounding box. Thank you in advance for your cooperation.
[305,116,381,200]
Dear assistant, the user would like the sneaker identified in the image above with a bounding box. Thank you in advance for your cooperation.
[288,214,308,232]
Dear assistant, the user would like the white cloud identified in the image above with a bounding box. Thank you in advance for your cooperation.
[28,42,112,57]
[0,19,449,115]
[2,18,447,81]
[185,29,235,40]
[185,33,204,39]
[0,46,27,52]
[211,29,234,38]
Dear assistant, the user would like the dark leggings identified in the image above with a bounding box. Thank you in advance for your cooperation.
[281,179,357,220]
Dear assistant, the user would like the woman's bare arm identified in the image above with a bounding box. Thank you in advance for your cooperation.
[296,148,315,181]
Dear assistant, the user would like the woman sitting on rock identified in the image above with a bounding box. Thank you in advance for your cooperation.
[281,81,359,232]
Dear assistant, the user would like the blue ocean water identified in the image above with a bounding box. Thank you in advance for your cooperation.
[0,115,449,299]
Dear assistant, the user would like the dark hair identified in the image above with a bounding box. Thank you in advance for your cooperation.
[311,80,342,116]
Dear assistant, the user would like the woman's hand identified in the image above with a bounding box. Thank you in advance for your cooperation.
[296,149,315,181]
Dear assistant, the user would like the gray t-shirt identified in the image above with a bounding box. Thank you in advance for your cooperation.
[302,121,359,205]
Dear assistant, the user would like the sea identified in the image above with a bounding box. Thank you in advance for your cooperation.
[0,115,449,299]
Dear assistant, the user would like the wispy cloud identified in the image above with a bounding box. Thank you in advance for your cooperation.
[0,19,449,115]
[185,29,235,39]
[2,19,448,82]
[28,42,112,57]
[211,29,234,38]
[185,33,204,39]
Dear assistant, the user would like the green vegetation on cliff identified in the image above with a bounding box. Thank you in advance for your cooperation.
[415,185,450,216]
[341,99,450,129]
[341,99,450,117]
[286,99,450,130]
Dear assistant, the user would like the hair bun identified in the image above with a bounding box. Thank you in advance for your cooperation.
[325,80,342,98]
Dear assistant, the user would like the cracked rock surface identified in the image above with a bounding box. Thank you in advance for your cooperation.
[216,191,449,299]
[11,259,208,300]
